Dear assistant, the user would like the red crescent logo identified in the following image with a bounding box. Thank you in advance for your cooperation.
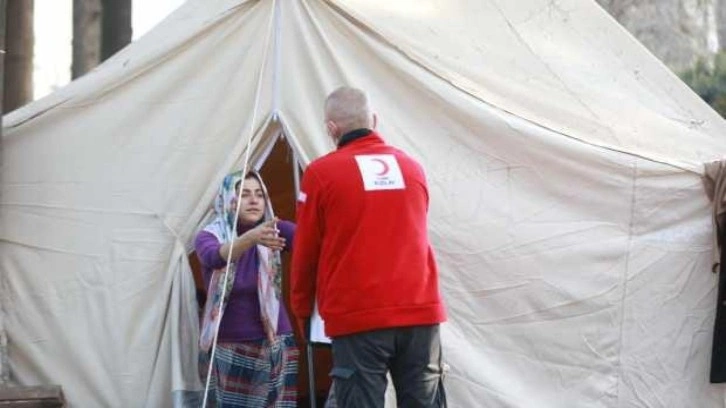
[372,158,390,176]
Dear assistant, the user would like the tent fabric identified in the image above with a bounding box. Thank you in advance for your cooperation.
[3,0,726,406]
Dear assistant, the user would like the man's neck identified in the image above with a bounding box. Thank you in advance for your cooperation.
[337,128,372,148]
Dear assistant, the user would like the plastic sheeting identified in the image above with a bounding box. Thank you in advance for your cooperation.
[3,0,726,406]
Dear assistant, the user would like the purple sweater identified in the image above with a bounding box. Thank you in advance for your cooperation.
[194,220,295,342]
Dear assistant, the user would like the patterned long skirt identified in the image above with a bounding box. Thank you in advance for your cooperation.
[206,334,298,407]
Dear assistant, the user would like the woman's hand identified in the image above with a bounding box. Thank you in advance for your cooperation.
[244,218,286,251]
[219,218,286,261]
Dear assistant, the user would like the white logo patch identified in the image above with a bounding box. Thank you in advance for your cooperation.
[354,154,406,191]
[297,191,307,203]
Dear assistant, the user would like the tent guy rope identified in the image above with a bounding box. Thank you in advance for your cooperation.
[201,1,279,406]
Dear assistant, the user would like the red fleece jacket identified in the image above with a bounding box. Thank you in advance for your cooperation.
[291,131,446,338]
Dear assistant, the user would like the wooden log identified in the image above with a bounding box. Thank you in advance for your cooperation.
[0,386,65,407]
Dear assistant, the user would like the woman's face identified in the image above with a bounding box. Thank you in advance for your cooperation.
[236,177,266,225]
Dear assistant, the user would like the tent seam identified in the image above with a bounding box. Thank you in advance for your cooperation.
[614,161,639,405]
[487,0,605,127]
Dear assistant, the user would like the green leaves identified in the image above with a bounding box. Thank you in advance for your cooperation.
[680,53,726,117]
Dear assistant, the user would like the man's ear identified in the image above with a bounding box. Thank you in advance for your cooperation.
[326,121,338,139]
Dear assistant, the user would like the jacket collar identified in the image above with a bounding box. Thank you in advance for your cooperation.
[337,128,373,148]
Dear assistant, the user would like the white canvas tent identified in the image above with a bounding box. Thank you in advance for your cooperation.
[3,0,726,406]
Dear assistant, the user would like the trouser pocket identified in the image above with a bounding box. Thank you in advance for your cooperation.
[329,367,360,407]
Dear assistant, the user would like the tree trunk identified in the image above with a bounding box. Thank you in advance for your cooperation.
[0,0,6,118]
[100,0,131,61]
[597,0,718,72]
[72,0,102,79]
[718,0,726,51]
[596,0,637,20]
[0,0,8,385]
[4,0,33,113]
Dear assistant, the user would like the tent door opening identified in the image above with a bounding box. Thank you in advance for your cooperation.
[187,131,333,407]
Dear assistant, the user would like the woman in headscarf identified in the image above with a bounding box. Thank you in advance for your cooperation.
[195,170,298,407]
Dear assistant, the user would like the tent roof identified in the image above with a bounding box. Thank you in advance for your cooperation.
[8,0,726,170]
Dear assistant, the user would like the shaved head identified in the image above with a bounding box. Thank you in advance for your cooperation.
[324,86,374,140]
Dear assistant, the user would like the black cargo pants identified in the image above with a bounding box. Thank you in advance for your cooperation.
[329,324,446,408]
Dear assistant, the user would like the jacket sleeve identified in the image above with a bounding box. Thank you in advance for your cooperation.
[291,166,323,322]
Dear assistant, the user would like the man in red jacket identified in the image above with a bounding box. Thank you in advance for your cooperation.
[291,86,447,407]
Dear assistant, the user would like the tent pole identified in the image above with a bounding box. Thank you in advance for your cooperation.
[290,149,318,406]
[307,342,317,408]
[293,152,301,199]
[291,151,316,407]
